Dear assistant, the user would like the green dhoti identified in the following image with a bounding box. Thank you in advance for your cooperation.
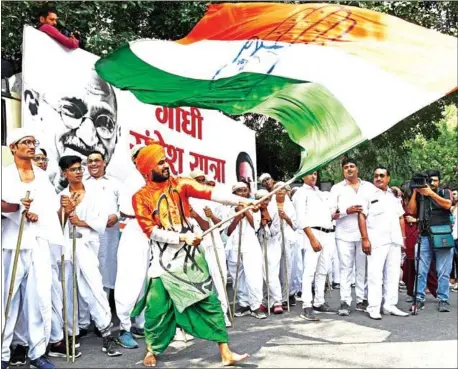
[133,277,228,355]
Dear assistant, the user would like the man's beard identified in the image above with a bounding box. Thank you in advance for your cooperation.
[152,169,170,182]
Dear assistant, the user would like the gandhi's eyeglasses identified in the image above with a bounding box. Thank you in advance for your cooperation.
[18,139,40,147]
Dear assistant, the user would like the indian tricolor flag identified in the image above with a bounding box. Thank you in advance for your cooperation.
[96,2,457,176]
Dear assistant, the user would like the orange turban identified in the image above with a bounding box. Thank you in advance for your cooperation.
[135,141,166,176]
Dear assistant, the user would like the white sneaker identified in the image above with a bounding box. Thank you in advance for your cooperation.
[173,329,194,342]
[368,311,382,320]
[383,306,409,317]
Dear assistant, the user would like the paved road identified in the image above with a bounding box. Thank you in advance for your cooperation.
[11,287,458,368]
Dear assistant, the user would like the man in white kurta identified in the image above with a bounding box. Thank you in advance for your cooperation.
[84,151,122,294]
[293,171,338,321]
[2,128,64,369]
[226,182,266,319]
[188,170,231,326]
[115,145,150,349]
[358,166,409,320]
[57,155,121,357]
[330,158,377,316]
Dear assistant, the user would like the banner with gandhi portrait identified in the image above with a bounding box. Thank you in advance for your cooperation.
[20,26,257,194]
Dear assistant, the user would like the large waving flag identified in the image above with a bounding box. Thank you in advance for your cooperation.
[95,2,457,176]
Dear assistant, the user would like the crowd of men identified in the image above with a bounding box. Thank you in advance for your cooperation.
[2,127,457,369]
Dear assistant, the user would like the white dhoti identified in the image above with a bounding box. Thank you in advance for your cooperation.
[115,219,149,332]
[336,239,367,305]
[263,237,283,307]
[367,243,402,313]
[280,240,295,302]
[2,242,52,361]
[301,230,333,308]
[98,225,120,290]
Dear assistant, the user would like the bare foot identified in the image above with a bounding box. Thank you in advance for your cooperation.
[222,352,249,366]
[143,352,157,367]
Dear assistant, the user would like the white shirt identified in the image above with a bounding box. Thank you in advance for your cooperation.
[330,179,377,242]
[119,171,145,217]
[363,188,404,248]
[84,174,122,218]
[293,183,335,231]
[1,164,64,249]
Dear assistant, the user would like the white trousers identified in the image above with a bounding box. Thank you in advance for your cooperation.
[336,239,367,304]
[301,230,333,308]
[367,243,401,313]
[115,221,149,331]
[280,240,295,301]
[98,225,120,290]
[228,248,263,311]
[58,240,112,335]
[203,241,229,315]
[2,244,52,361]
[261,238,283,307]
[328,239,340,284]
[290,241,304,295]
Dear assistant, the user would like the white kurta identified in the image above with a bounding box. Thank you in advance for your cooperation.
[363,188,404,313]
[1,164,63,361]
[225,207,264,311]
[58,185,111,334]
[330,179,377,305]
[84,174,122,290]
[115,171,150,331]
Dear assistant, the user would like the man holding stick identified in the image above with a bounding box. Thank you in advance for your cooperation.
[131,142,251,367]
[2,128,63,369]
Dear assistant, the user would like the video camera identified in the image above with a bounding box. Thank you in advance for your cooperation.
[60,28,85,49]
[410,172,429,189]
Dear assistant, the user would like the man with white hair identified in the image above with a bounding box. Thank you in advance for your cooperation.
[114,144,149,349]
[188,169,231,327]
[226,182,266,319]
[2,128,64,369]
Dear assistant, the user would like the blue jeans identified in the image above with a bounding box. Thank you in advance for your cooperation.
[415,236,453,302]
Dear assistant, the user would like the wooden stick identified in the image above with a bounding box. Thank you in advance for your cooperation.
[232,220,243,326]
[280,218,290,312]
[263,232,270,316]
[1,191,30,342]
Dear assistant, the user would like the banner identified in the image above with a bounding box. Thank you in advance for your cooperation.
[20,26,256,194]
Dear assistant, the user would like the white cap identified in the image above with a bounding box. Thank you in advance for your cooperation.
[273,181,286,190]
[232,182,248,193]
[190,169,206,179]
[255,189,269,200]
[7,127,36,147]
[130,144,145,158]
[259,173,271,182]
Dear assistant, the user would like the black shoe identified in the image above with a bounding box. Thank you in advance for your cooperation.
[102,336,122,357]
[296,291,302,298]
[356,300,368,312]
[351,283,356,288]
[300,307,320,321]
[69,335,81,349]
[338,302,351,316]
[48,341,81,359]
[313,302,337,314]
[438,300,451,312]
[10,345,27,366]
[77,328,88,340]
[332,283,340,290]
[410,300,425,312]
[234,306,251,317]
[289,294,297,306]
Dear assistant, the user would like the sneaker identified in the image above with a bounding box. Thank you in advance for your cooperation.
[296,291,302,298]
[68,335,80,349]
[273,305,284,314]
[234,306,251,317]
[300,307,320,321]
[338,302,351,316]
[382,306,409,317]
[438,300,451,312]
[368,310,382,320]
[452,283,458,293]
[250,308,267,319]
[115,330,138,349]
[130,326,145,339]
[30,356,56,369]
[259,304,269,313]
[102,336,122,357]
[313,302,337,314]
[410,300,425,313]
[351,283,356,288]
[332,283,340,290]
[48,341,82,358]
[1,361,9,369]
[10,345,27,366]
[356,300,369,312]
[281,301,289,311]
[77,328,88,339]
[289,294,297,306]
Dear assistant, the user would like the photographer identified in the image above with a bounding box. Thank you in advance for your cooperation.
[38,6,79,49]
[407,170,453,312]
